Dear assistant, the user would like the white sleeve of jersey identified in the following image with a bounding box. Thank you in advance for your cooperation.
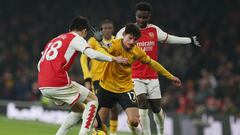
[70,35,89,52]
[84,48,112,62]
[151,24,191,44]
[70,36,112,62]
[116,27,125,39]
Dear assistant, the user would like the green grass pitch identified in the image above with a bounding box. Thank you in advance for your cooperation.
[0,115,131,135]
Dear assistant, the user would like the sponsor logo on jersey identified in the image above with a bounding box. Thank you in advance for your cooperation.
[137,41,155,47]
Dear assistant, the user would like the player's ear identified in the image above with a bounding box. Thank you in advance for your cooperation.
[81,28,87,34]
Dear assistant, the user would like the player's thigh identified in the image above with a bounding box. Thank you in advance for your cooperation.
[40,81,90,106]
[83,90,97,104]
[117,90,138,110]
[133,79,148,96]
[96,86,115,108]
[98,107,111,124]
[137,93,149,109]
[71,81,96,104]
[146,79,162,99]
[110,104,118,120]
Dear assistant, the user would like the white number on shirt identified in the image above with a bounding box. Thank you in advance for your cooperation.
[42,40,62,61]
[127,91,137,102]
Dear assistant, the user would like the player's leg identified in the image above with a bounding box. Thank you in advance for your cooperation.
[149,99,164,135]
[110,104,118,135]
[56,103,85,135]
[134,79,151,135]
[95,107,110,132]
[125,107,141,135]
[93,81,109,133]
[147,79,164,135]
[118,90,141,135]
[94,86,116,134]
[40,89,84,135]
[79,86,98,135]
[40,81,98,135]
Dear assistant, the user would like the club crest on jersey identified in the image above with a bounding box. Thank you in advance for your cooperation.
[148,32,155,40]
[102,42,112,48]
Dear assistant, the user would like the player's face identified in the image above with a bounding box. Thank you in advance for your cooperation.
[102,23,114,40]
[135,10,151,28]
[122,34,138,51]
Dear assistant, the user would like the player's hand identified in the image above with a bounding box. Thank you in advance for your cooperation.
[171,76,181,87]
[191,36,201,47]
[94,31,103,42]
[84,78,92,90]
[112,56,128,64]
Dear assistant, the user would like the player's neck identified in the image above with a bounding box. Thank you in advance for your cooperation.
[135,22,148,29]
[71,31,83,37]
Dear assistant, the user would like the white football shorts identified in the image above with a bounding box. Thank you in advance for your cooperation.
[133,79,161,99]
[40,81,90,106]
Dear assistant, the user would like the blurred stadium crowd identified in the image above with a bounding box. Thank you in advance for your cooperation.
[0,0,240,116]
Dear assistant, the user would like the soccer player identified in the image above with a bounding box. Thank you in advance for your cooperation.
[80,19,119,135]
[116,2,201,135]
[97,23,181,135]
[37,16,127,135]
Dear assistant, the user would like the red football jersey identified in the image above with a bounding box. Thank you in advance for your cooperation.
[132,25,159,79]
[38,32,88,89]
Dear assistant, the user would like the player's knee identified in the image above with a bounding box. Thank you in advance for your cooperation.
[128,118,139,127]
[137,94,148,109]
[151,106,161,113]
[91,92,98,100]
[128,114,140,127]
[149,100,161,113]
[87,91,98,102]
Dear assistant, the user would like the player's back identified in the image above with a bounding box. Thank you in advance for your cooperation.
[38,32,79,89]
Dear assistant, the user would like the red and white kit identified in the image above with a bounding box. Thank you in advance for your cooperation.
[38,32,112,105]
[117,24,190,99]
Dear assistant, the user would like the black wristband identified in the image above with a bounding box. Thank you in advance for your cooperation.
[190,37,194,45]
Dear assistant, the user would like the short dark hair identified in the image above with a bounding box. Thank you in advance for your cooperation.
[101,19,114,27]
[135,2,152,12]
[125,23,141,39]
[69,16,89,31]
[100,19,114,30]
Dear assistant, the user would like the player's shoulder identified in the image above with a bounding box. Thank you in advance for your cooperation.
[69,32,86,42]
[109,38,121,48]
[111,38,120,45]
[147,24,161,30]
[118,27,125,32]
[116,27,125,39]
[88,37,98,43]
[87,37,98,47]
